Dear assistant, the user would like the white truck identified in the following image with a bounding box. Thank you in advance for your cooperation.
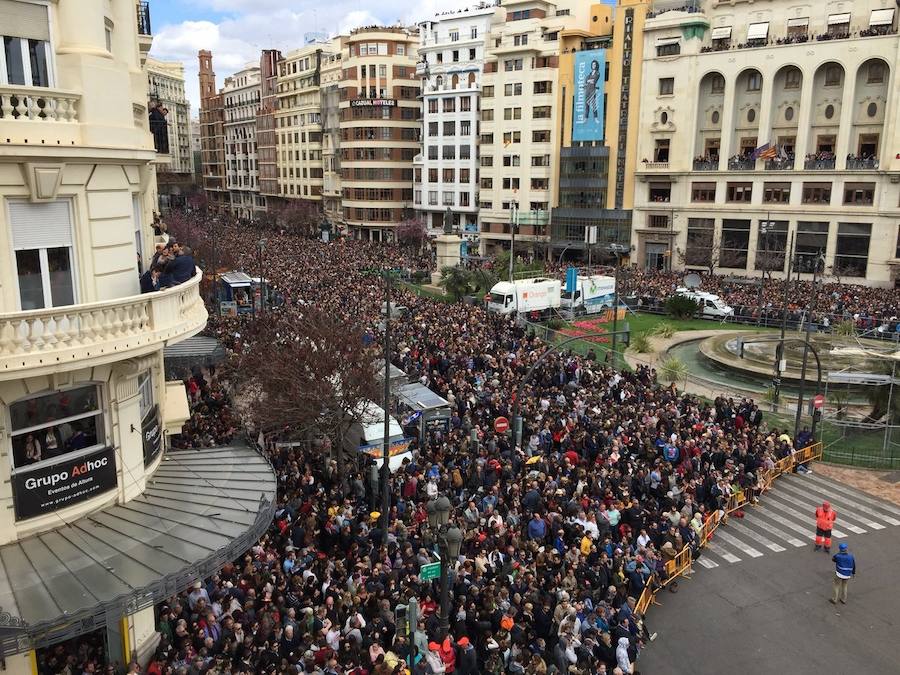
[343,401,412,472]
[675,287,735,319]
[487,278,562,317]
[561,275,616,315]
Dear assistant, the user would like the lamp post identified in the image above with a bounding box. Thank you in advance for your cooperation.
[257,238,267,314]
[426,495,462,641]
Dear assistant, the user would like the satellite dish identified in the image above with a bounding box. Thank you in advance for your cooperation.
[683,273,702,289]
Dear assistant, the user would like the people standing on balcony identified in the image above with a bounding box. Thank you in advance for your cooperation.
[160,246,196,288]
[149,100,170,154]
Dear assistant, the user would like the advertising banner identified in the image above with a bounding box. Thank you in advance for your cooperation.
[572,50,606,142]
[143,404,163,467]
[359,438,413,460]
[13,446,117,521]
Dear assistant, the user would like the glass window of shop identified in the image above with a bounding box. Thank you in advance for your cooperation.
[9,385,105,470]
[834,222,872,277]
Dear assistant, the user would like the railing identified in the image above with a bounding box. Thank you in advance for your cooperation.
[150,117,169,153]
[693,159,719,171]
[764,157,795,171]
[643,161,670,170]
[0,86,80,122]
[137,1,152,36]
[727,157,756,171]
[846,157,878,170]
[0,269,206,378]
[804,157,836,170]
[635,442,823,617]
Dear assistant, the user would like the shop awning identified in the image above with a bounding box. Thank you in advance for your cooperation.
[0,445,276,656]
[870,8,894,26]
[164,336,227,371]
[711,26,732,40]
[747,22,769,40]
[787,17,809,28]
[163,380,191,435]
[655,36,681,46]
[828,13,851,25]
[397,383,451,411]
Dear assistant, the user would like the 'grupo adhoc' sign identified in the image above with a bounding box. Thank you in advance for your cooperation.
[13,446,117,520]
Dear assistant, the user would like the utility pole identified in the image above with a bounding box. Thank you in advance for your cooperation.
[772,232,794,406]
[610,253,620,368]
[381,271,392,542]
[509,200,518,282]
[794,250,822,439]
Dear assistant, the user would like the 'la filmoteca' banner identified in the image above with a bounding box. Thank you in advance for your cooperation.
[13,446,117,520]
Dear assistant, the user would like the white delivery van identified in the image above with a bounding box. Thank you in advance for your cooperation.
[675,287,734,318]
[561,275,616,315]
[343,400,412,472]
[487,278,562,317]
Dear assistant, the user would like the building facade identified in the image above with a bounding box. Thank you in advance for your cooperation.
[632,0,900,286]
[257,49,282,205]
[276,43,329,203]
[223,63,264,219]
[339,27,421,241]
[321,39,346,227]
[0,2,272,671]
[415,6,494,251]
[198,50,229,212]
[146,57,194,210]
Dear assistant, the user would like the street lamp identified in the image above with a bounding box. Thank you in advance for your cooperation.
[427,495,462,641]
[256,238,267,314]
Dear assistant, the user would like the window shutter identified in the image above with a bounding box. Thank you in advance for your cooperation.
[8,200,72,249]
[0,0,51,41]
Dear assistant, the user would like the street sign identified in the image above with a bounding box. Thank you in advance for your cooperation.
[420,562,441,581]
[813,394,825,409]
[494,416,510,434]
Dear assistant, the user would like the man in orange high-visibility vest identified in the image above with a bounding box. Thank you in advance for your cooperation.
[814,501,837,553]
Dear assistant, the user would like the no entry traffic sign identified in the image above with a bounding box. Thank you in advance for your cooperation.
[813,394,825,409]
[494,416,510,434]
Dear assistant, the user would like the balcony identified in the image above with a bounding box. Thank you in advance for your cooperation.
[846,157,879,170]
[764,156,795,171]
[693,158,719,171]
[137,1,152,35]
[0,86,82,147]
[727,156,756,171]
[150,116,170,155]
[0,269,206,378]
[804,156,836,170]
[137,1,153,61]
[642,161,670,170]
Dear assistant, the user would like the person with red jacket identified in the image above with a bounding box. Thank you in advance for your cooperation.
[815,500,837,552]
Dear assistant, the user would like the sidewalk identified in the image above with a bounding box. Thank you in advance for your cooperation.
[813,463,900,507]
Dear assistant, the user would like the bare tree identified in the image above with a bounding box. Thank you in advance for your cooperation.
[235,307,382,478]
[271,201,320,237]
[396,217,428,254]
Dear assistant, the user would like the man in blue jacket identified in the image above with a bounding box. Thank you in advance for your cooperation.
[160,246,196,288]
[830,542,856,604]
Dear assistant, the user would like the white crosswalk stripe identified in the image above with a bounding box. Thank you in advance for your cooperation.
[725,520,787,552]
[704,540,740,563]
[740,510,806,547]
[777,481,885,530]
[803,474,900,520]
[689,474,899,568]
[783,475,900,526]
[712,529,764,557]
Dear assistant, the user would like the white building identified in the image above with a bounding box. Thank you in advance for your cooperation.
[476,0,587,256]
[0,1,275,671]
[415,4,495,252]
[632,0,900,286]
[146,57,194,175]
[223,63,264,218]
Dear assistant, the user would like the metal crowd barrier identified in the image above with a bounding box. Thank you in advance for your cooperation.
[634,441,823,617]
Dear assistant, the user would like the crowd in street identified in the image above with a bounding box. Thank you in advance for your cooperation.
[138,214,809,675]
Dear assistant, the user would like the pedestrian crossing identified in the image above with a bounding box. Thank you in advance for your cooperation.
[690,473,900,569]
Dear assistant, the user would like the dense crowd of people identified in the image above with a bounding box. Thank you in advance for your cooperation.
[38,209,893,673]
[121,212,825,675]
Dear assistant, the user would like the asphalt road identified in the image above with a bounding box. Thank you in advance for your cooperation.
[638,496,900,674]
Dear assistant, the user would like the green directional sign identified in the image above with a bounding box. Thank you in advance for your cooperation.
[420,562,441,581]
